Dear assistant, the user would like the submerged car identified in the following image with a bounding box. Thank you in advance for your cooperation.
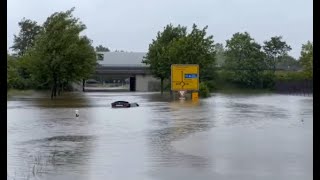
[111,101,139,108]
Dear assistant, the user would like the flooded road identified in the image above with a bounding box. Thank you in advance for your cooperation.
[7,92,313,180]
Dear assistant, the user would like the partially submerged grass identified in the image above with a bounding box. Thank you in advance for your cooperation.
[7,89,37,96]
[8,151,58,180]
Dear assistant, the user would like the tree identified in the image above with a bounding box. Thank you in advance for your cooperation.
[26,8,97,99]
[11,18,42,56]
[166,24,216,82]
[7,53,18,90]
[142,24,187,94]
[7,52,34,90]
[143,24,217,93]
[215,43,226,67]
[115,50,126,52]
[299,41,313,79]
[263,36,292,72]
[95,45,110,52]
[225,32,267,88]
[276,55,301,71]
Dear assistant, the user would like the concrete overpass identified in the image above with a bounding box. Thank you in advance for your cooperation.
[95,65,150,75]
[85,52,160,92]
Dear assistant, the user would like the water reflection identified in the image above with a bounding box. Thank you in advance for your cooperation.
[147,99,213,172]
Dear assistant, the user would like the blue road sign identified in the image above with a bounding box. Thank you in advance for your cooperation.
[185,74,197,78]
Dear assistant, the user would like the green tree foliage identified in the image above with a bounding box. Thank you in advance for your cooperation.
[143,24,216,94]
[11,18,42,56]
[224,32,267,88]
[95,45,110,52]
[263,36,291,72]
[215,43,226,67]
[10,18,42,84]
[26,8,97,99]
[142,24,187,94]
[299,41,313,79]
[275,71,307,81]
[167,24,216,82]
[7,53,18,89]
[276,55,301,71]
[199,82,210,97]
[7,53,34,90]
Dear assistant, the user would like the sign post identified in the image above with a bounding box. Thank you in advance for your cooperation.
[192,92,199,101]
[178,90,187,100]
[171,64,199,100]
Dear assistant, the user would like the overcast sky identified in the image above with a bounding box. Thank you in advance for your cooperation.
[8,0,312,58]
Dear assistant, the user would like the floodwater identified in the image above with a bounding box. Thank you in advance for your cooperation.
[7,92,313,180]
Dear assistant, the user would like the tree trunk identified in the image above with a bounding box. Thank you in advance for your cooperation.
[53,77,57,97]
[58,81,61,96]
[160,78,164,95]
[53,83,57,97]
[82,79,85,92]
[273,58,276,73]
[51,84,54,100]
[51,73,58,98]
[58,80,63,95]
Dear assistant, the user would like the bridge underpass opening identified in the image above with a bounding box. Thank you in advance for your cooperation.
[129,76,136,91]
[84,74,136,92]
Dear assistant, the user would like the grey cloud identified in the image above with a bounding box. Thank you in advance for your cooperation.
[7,0,312,58]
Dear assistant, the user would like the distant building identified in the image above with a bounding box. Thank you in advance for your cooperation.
[93,52,160,91]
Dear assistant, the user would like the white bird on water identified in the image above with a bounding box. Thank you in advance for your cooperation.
[75,110,79,117]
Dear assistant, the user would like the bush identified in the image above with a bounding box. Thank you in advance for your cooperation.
[217,70,235,82]
[205,80,217,91]
[199,82,210,98]
[163,81,171,91]
[10,77,34,90]
[275,71,308,81]
[261,72,275,89]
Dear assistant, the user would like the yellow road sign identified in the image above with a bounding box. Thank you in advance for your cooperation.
[171,64,199,91]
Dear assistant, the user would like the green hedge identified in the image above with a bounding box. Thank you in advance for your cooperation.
[199,82,210,98]
[275,71,309,81]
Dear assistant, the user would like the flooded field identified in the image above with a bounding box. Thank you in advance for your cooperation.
[7,92,313,180]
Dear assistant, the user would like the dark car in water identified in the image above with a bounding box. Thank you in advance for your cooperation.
[111,101,139,108]
[111,101,130,108]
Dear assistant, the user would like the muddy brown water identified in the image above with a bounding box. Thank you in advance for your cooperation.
[7,92,313,180]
